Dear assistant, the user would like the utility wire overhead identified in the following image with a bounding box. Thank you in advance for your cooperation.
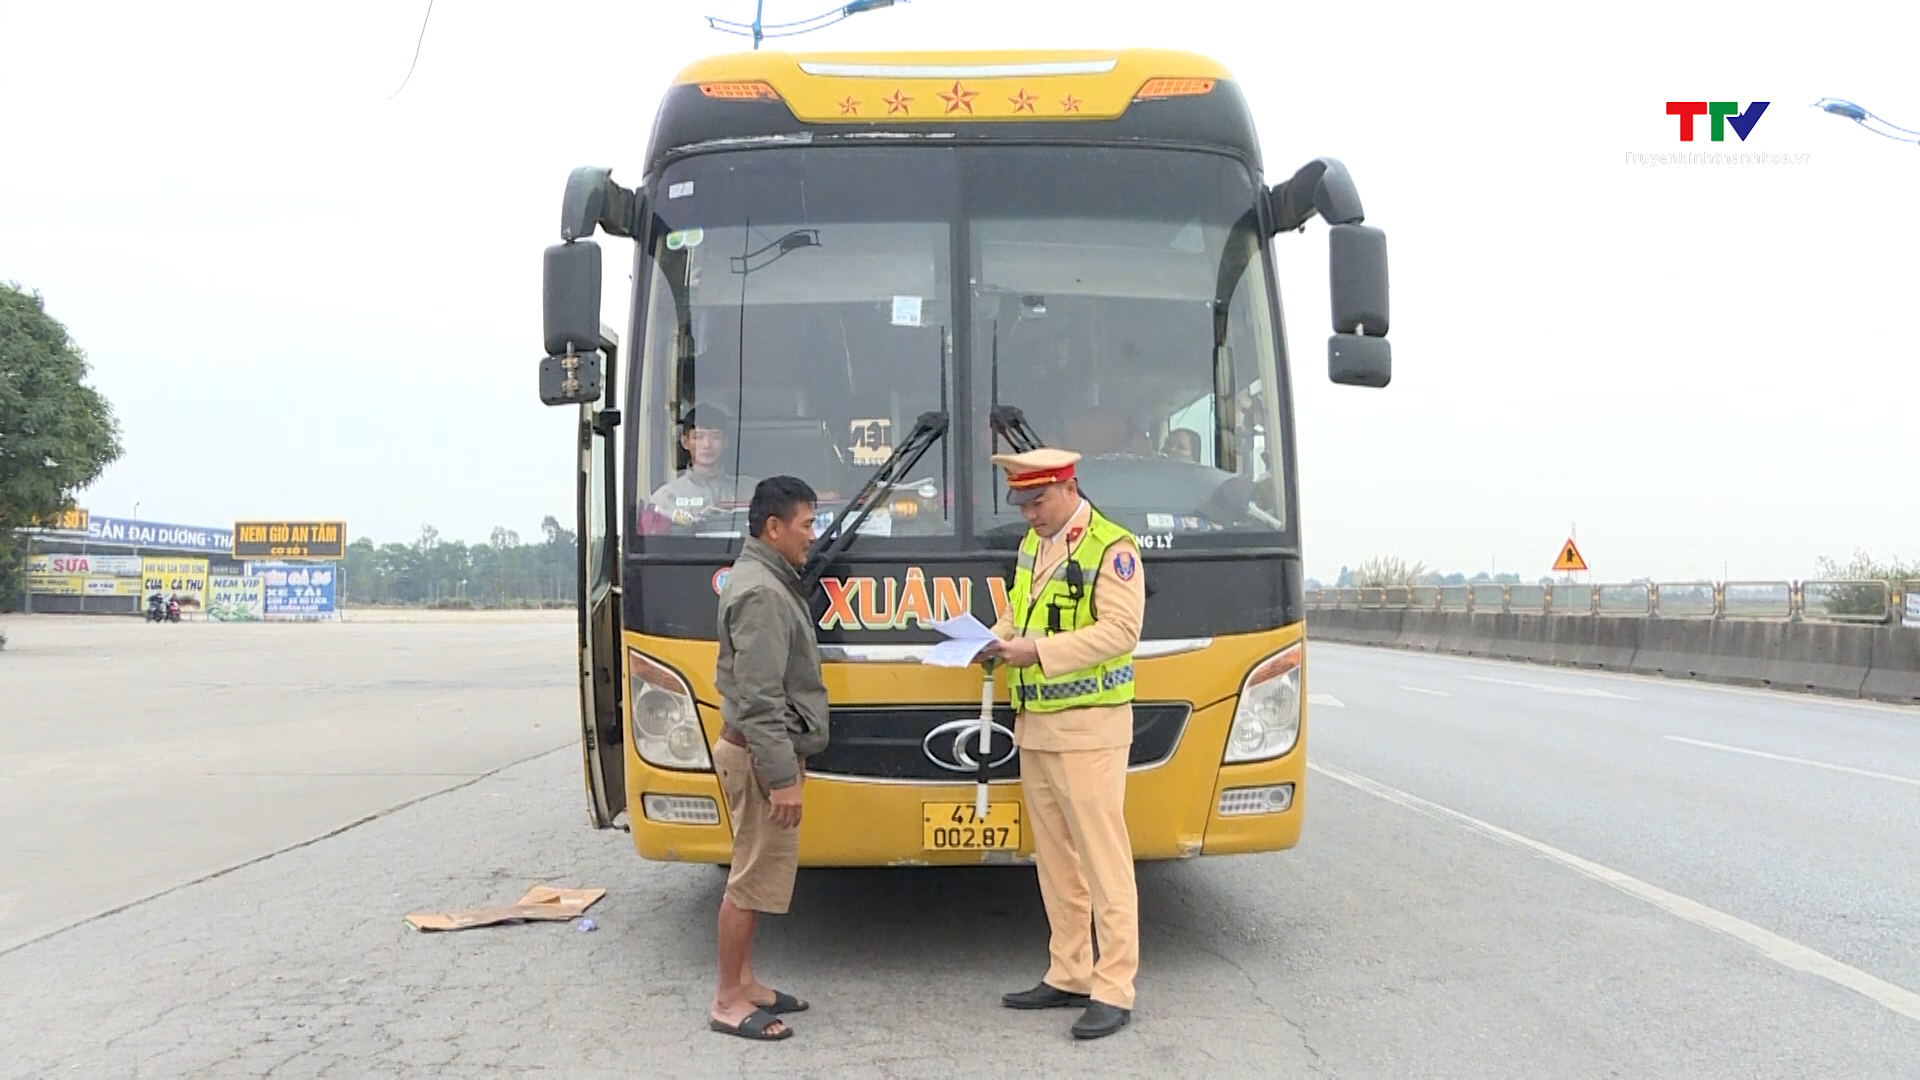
[389,0,437,101]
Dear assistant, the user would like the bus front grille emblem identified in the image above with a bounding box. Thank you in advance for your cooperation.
[922,718,1018,772]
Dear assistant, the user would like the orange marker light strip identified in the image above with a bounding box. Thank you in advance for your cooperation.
[1134,77,1216,100]
[699,82,781,101]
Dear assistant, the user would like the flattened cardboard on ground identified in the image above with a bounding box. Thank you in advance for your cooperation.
[405,885,606,932]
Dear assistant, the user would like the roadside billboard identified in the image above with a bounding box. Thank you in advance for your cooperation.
[208,575,266,621]
[143,557,210,614]
[28,508,89,533]
[28,553,144,577]
[26,553,146,598]
[258,563,337,621]
[87,516,234,554]
[26,575,88,597]
[233,521,347,560]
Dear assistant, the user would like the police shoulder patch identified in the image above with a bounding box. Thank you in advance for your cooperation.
[1113,550,1137,581]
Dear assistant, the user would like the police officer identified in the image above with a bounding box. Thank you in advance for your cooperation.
[983,447,1145,1041]
[649,405,759,527]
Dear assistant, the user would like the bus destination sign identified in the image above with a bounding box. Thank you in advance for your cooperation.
[233,520,347,560]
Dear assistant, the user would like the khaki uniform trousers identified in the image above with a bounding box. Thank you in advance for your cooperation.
[1020,739,1138,1010]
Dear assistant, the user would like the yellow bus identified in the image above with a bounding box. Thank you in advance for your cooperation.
[537,48,1391,866]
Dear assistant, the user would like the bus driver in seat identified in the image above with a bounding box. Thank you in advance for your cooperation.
[648,404,760,528]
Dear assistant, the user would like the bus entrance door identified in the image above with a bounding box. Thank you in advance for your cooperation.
[576,329,626,829]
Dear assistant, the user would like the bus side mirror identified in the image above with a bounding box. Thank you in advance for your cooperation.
[1330,225,1388,335]
[539,350,604,406]
[1267,156,1391,387]
[1267,157,1364,234]
[561,166,640,240]
[1329,334,1390,388]
[538,240,607,407]
[1328,223,1390,387]
[544,240,604,357]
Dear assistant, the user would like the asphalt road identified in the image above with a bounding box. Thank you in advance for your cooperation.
[4,621,1919,1077]
[0,612,572,954]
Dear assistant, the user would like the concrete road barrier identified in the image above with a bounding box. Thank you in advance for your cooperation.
[1863,626,1920,704]
[1630,618,1716,680]
[1400,609,1449,653]
[1306,608,1917,705]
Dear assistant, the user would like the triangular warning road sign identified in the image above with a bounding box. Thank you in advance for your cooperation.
[1553,538,1588,572]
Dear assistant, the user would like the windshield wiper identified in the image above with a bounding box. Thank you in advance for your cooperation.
[989,405,1044,454]
[800,410,949,594]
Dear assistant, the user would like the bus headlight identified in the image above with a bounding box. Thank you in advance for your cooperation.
[627,651,712,770]
[1223,644,1303,764]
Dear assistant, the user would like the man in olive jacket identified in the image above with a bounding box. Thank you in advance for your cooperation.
[708,476,830,1043]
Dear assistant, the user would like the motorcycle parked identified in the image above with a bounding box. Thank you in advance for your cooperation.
[146,595,181,624]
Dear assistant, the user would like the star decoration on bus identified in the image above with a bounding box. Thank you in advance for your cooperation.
[1059,93,1083,113]
[940,80,979,114]
[883,89,912,115]
[839,95,860,115]
[1009,88,1037,114]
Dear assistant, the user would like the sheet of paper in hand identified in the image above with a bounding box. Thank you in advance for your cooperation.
[923,612,999,667]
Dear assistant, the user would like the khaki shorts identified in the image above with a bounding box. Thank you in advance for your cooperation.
[713,739,801,915]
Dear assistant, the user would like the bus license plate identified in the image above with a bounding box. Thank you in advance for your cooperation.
[922,802,1021,851]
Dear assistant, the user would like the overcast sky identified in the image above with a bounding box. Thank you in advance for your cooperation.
[4,0,1916,583]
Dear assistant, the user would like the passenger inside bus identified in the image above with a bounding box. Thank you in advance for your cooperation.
[645,405,759,529]
[1161,428,1201,463]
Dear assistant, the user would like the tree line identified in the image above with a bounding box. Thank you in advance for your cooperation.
[339,519,578,608]
[1311,557,1551,591]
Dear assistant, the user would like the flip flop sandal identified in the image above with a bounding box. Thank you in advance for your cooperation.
[762,991,809,1015]
[709,1008,791,1041]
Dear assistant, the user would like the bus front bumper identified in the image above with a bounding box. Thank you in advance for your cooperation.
[625,699,1305,866]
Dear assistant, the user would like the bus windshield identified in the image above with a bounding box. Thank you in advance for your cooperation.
[630,144,1290,555]
[965,146,1288,546]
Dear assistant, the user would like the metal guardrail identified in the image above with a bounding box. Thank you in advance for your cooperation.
[1307,578,1913,625]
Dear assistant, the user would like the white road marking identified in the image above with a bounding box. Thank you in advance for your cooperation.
[1464,674,1635,700]
[1398,685,1454,698]
[1308,693,1345,708]
[1309,761,1920,1025]
[1665,736,1920,789]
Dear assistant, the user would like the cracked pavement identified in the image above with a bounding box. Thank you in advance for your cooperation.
[4,615,1918,1076]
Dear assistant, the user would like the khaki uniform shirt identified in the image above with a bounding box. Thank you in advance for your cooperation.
[648,469,758,526]
[992,501,1146,752]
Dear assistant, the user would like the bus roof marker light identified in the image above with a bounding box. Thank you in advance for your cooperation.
[1135,78,1215,100]
[700,81,782,101]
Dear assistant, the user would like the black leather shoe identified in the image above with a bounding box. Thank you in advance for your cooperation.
[1071,1001,1131,1040]
[1001,982,1091,1010]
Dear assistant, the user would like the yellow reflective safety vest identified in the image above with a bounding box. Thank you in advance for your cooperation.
[1008,509,1136,713]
